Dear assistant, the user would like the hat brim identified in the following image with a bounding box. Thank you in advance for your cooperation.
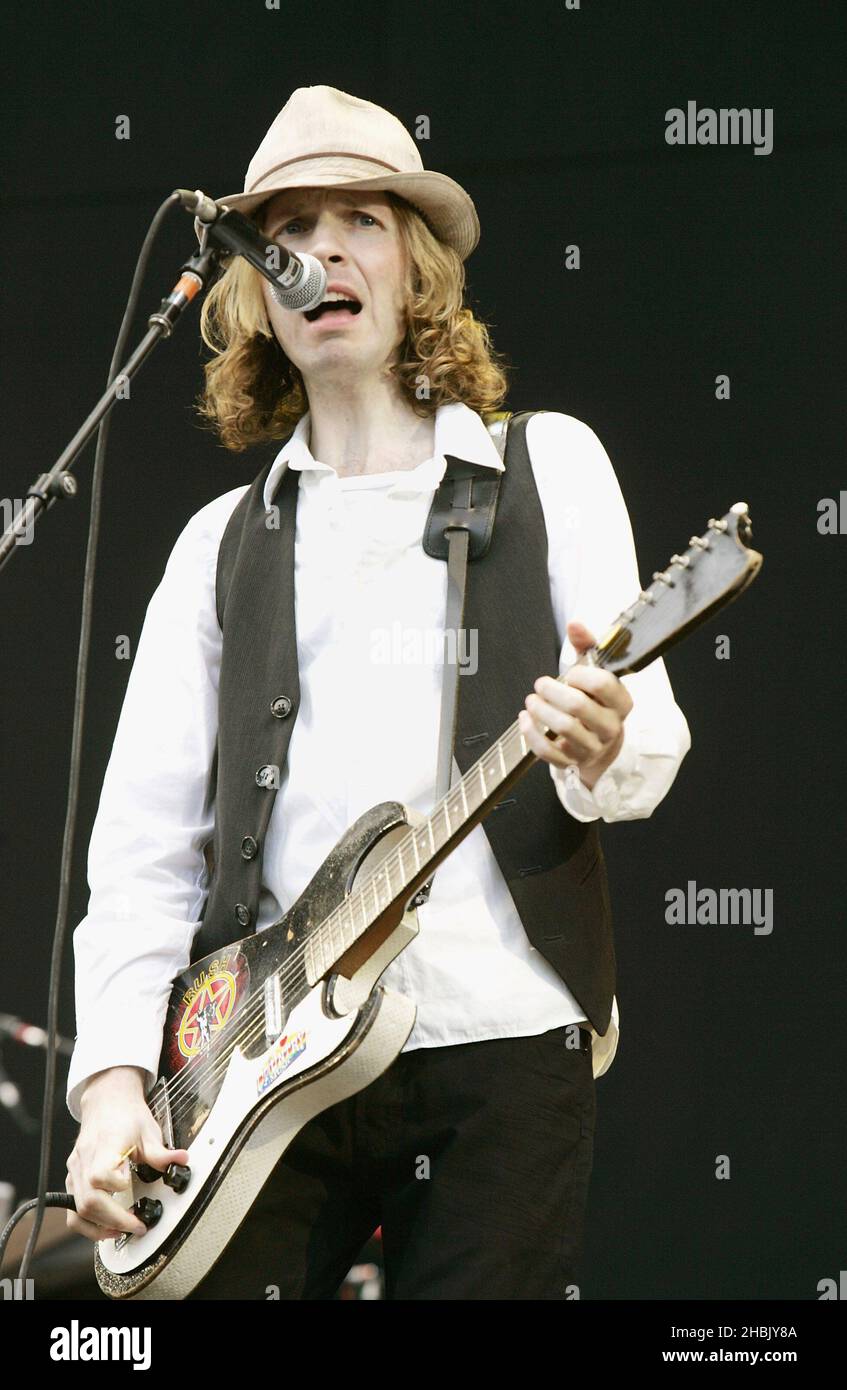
[213,169,479,261]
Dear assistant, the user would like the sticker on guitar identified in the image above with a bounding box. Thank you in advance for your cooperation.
[256,1030,309,1097]
[177,956,244,1059]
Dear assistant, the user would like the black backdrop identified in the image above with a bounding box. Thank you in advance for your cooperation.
[1,0,844,1301]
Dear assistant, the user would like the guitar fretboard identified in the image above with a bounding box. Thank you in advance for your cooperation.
[303,716,537,983]
[300,507,756,985]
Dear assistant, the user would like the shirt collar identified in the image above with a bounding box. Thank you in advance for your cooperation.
[262,400,505,510]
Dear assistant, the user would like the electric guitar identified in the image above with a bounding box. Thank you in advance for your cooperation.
[95,502,762,1299]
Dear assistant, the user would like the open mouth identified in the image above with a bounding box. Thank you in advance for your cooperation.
[303,298,363,323]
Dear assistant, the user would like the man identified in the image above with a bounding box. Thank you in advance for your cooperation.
[65,86,690,1298]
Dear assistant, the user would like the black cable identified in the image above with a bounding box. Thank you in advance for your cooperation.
[15,192,182,1285]
[0,1194,76,1271]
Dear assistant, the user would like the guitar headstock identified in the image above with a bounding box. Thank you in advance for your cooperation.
[590,503,763,676]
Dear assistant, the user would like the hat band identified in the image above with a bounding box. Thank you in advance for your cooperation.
[248,151,407,195]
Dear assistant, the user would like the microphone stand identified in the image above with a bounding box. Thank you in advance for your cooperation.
[4,199,226,1285]
[0,238,221,571]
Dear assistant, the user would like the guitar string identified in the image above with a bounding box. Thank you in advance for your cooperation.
[158,717,535,1124]
[158,578,691,1127]
[155,640,630,1127]
[156,548,721,1121]
[146,542,722,1130]
[157,715,546,1126]
[154,624,649,1129]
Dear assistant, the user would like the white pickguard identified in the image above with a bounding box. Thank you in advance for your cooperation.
[98,982,357,1277]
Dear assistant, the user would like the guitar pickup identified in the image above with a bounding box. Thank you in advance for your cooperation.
[264,974,283,1045]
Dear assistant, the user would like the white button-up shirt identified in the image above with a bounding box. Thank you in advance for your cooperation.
[66,403,691,1121]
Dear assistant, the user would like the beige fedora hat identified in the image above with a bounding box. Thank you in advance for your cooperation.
[213,84,480,261]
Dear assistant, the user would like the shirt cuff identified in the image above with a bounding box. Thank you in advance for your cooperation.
[550,734,643,822]
[66,1012,167,1124]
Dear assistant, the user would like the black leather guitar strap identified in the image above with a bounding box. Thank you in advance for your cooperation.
[411,409,521,906]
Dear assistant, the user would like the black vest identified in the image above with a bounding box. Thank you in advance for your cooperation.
[194,412,616,1036]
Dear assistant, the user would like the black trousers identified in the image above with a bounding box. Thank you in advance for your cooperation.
[188,1023,597,1300]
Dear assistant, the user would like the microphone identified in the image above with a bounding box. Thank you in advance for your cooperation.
[175,188,326,312]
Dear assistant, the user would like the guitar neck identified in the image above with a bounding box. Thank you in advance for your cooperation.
[302,660,589,984]
[302,504,763,985]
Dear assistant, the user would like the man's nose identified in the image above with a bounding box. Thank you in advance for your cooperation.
[303,216,348,263]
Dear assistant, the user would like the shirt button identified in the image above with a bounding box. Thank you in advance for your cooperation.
[270,696,293,719]
[255,765,278,788]
[234,903,251,928]
[240,836,258,860]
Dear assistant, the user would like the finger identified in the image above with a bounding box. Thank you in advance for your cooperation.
[566,669,633,719]
[88,1158,135,1194]
[531,679,620,739]
[137,1136,191,1173]
[518,709,575,767]
[566,620,597,649]
[66,1209,126,1244]
[73,1180,148,1235]
[73,1162,147,1236]
[526,692,610,755]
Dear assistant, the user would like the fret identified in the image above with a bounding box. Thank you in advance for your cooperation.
[304,935,318,985]
[497,740,506,777]
[309,930,321,979]
[442,797,452,836]
[412,832,420,871]
[460,778,468,817]
[427,819,435,855]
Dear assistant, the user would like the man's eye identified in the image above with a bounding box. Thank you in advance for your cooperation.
[356,212,378,226]
[281,220,303,234]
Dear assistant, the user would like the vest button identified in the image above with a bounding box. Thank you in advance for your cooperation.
[240,836,258,860]
[234,903,251,927]
[255,765,277,789]
[270,696,293,719]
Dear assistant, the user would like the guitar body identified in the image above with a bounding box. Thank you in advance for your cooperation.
[94,799,424,1300]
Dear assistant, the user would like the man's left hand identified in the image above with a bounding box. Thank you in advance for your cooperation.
[518,620,634,791]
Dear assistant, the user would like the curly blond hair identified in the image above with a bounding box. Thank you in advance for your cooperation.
[194,193,511,452]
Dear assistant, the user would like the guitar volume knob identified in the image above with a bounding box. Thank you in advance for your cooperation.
[133,1162,162,1185]
[133,1161,191,1193]
[164,1163,191,1193]
[131,1197,163,1228]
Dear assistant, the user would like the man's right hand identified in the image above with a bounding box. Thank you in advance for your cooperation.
[66,1066,191,1244]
